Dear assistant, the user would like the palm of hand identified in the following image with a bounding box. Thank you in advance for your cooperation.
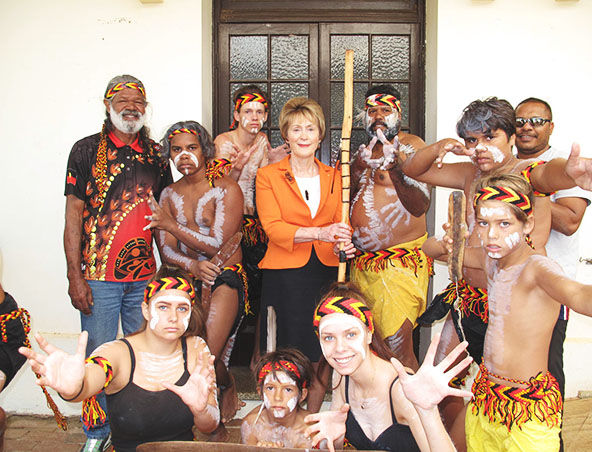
[44,351,85,393]
[177,371,213,412]
[398,365,449,410]
[321,410,347,439]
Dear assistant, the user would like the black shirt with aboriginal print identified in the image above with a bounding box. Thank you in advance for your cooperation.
[64,130,172,282]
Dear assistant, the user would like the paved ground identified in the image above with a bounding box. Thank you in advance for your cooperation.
[4,396,592,451]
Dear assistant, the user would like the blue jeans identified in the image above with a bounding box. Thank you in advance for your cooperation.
[81,279,148,439]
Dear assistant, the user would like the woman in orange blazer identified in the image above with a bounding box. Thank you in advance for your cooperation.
[256,97,354,411]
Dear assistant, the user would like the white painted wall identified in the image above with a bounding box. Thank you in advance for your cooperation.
[425,0,592,398]
[1,0,590,416]
[0,0,212,415]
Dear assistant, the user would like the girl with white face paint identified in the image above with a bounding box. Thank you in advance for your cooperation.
[303,284,473,452]
[241,349,314,448]
[145,121,247,439]
[19,265,220,452]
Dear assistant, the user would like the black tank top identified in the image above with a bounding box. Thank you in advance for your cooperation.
[106,338,195,452]
[344,375,420,452]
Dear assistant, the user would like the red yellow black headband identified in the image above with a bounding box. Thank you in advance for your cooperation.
[313,296,375,335]
[258,360,305,387]
[167,128,199,140]
[144,277,196,304]
[105,82,146,99]
[365,94,401,113]
[230,93,269,128]
[473,185,532,216]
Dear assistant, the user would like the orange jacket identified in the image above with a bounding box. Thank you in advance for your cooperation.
[256,156,342,269]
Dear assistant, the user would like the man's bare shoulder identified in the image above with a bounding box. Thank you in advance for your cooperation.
[214,131,235,146]
[398,132,426,151]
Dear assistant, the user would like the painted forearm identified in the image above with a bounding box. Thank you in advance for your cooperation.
[388,167,430,216]
[192,402,220,433]
[401,144,440,178]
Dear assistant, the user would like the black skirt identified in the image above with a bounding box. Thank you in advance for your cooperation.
[260,249,337,362]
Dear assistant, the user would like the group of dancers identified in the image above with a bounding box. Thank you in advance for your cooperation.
[11,76,592,452]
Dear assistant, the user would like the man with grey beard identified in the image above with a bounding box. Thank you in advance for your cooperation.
[349,84,431,370]
[64,75,172,452]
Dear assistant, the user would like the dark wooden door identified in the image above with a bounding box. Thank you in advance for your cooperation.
[215,18,424,164]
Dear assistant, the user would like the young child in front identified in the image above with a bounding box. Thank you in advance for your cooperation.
[241,348,314,448]
[424,173,592,452]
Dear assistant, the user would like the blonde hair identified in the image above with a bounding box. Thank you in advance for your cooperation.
[279,97,325,141]
[475,173,534,223]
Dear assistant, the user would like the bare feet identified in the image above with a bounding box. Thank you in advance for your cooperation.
[220,373,245,423]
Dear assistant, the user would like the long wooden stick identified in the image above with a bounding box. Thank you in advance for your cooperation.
[338,49,354,283]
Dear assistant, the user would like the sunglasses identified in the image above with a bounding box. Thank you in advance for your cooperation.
[516,117,551,128]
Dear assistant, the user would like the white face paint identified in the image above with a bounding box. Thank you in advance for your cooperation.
[480,206,507,218]
[319,314,368,361]
[488,252,502,259]
[262,372,299,419]
[505,231,520,249]
[383,113,397,129]
[173,150,200,174]
[149,301,160,330]
[148,293,192,332]
[487,145,505,163]
[476,143,505,163]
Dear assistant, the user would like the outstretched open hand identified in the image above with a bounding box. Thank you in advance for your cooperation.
[162,351,217,416]
[435,139,474,168]
[19,332,87,398]
[390,333,473,411]
[144,193,176,232]
[565,143,592,191]
[304,403,349,452]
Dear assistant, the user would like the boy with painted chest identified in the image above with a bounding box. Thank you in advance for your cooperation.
[402,98,590,369]
[425,173,592,452]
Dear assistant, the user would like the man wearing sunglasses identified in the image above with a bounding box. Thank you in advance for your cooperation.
[515,97,591,452]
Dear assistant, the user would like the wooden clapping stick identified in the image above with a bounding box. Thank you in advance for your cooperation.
[448,190,467,342]
[448,191,466,283]
[337,49,354,283]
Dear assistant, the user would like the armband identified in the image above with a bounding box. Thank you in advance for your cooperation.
[206,158,232,185]
[521,160,555,197]
[85,356,114,389]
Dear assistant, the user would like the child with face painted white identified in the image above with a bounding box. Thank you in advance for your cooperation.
[241,349,314,448]
[19,265,219,452]
[145,121,246,440]
[424,173,592,452]
[304,283,473,452]
[401,97,592,439]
